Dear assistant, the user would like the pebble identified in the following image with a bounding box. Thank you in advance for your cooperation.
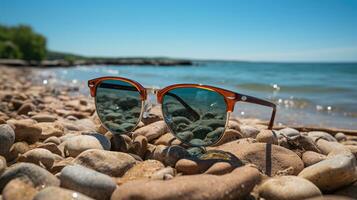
[227,120,241,131]
[17,102,35,115]
[50,157,73,174]
[335,132,347,142]
[119,160,165,183]
[73,119,97,131]
[33,186,94,200]
[60,165,117,200]
[150,167,175,180]
[302,151,327,167]
[31,114,57,122]
[316,139,351,155]
[308,131,337,142]
[0,163,60,191]
[256,130,278,144]
[5,142,30,161]
[147,145,190,167]
[0,124,15,156]
[0,156,6,175]
[131,135,148,158]
[141,112,162,125]
[277,127,300,138]
[291,135,321,153]
[82,132,111,151]
[7,119,42,144]
[258,176,322,200]
[298,153,357,192]
[105,132,131,152]
[37,122,64,139]
[154,133,176,146]
[37,142,63,156]
[239,125,260,138]
[59,120,81,131]
[72,149,137,177]
[214,141,304,175]
[111,166,261,200]
[203,162,234,175]
[17,148,55,169]
[2,179,38,200]
[59,133,78,143]
[175,159,206,175]
[63,135,104,157]
[133,121,168,142]
[43,136,61,145]
[214,129,242,146]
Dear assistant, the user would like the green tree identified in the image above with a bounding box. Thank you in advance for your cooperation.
[0,41,22,59]
[0,24,47,61]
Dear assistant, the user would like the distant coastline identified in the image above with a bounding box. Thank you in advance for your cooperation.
[2,57,357,68]
[2,49,357,68]
[0,56,193,67]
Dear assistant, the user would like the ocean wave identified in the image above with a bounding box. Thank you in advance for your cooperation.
[236,83,352,94]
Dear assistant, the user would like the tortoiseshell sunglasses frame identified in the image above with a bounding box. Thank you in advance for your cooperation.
[88,76,276,146]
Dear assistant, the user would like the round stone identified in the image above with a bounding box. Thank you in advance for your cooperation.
[335,132,347,142]
[302,151,327,167]
[0,124,15,156]
[60,165,116,200]
[298,153,357,192]
[17,148,55,169]
[2,179,37,200]
[256,130,278,144]
[72,149,136,177]
[64,135,104,157]
[258,176,322,200]
[214,141,304,176]
[0,163,60,192]
[308,131,337,142]
[0,156,6,175]
[33,186,94,200]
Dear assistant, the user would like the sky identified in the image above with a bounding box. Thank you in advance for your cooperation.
[1,0,357,62]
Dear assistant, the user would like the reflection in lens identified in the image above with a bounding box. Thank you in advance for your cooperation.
[95,79,142,134]
[199,150,233,160]
[162,87,227,146]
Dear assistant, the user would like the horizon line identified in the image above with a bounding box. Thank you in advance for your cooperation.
[48,49,357,64]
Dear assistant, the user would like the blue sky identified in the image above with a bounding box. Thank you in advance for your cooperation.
[1,0,357,62]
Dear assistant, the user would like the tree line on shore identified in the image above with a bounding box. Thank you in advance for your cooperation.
[0,24,46,61]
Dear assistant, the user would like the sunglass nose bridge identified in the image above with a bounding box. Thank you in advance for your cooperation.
[145,87,160,95]
[142,87,160,118]
[142,101,152,119]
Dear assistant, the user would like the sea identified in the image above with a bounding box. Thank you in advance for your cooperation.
[38,61,357,129]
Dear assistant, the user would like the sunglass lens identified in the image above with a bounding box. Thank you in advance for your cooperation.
[95,79,142,134]
[162,87,227,146]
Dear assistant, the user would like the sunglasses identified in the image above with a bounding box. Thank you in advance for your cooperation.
[88,77,276,147]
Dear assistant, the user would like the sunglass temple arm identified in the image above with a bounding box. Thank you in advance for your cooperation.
[234,92,277,130]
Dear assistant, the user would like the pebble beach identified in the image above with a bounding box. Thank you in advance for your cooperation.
[0,65,356,200]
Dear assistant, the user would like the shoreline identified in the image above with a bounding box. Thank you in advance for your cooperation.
[0,58,194,68]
